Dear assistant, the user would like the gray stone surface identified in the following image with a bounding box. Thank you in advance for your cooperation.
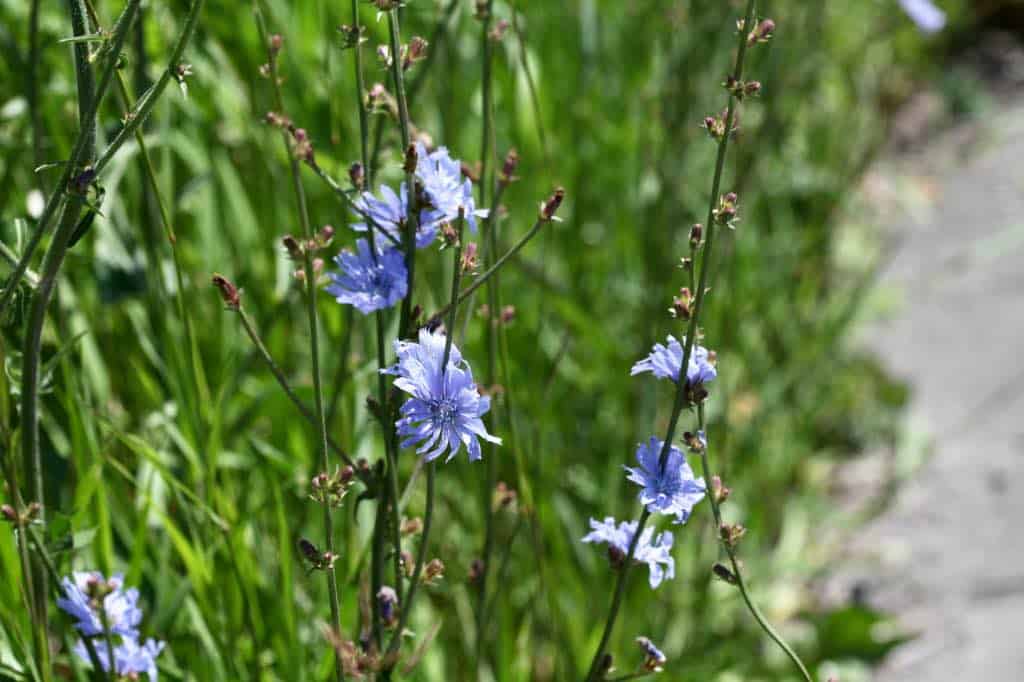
[846,98,1024,679]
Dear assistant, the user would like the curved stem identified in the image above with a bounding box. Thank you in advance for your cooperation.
[232,306,359,470]
[696,404,811,681]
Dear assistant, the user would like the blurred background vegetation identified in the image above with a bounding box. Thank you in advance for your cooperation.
[0,0,988,680]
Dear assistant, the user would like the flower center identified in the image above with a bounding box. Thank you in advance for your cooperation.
[432,398,458,426]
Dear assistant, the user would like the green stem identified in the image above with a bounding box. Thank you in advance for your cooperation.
[695,403,811,680]
[384,462,434,660]
[28,0,43,173]
[257,13,345,678]
[429,216,545,326]
[386,9,418,341]
[232,305,358,471]
[583,3,757,678]
[475,7,499,653]
[98,611,117,682]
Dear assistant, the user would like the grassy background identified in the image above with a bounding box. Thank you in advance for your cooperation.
[0,0,966,680]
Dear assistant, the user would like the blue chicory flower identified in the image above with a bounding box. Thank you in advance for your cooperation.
[898,0,946,33]
[353,183,438,249]
[57,572,142,638]
[414,142,488,233]
[326,239,408,314]
[384,328,501,462]
[73,636,165,681]
[631,335,716,385]
[625,437,706,524]
[582,517,675,588]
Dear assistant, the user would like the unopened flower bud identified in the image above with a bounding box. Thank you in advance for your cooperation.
[339,466,355,485]
[441,222,459,247]
[720,522,746,548]
[349,162,365,190]
[711,475,731,504]
[282,235,303,260]
[211,274,241,310]
[489,19,510,41]
[401,517,423,536]
[319,225,335,247]
[492,481,518,511]
[540,187,565,221]
[269,34,284,55]
[1,505,16,522]
[500,305,516,324]
[468,558,485,583]
[683,430,707,453]
[744,80,762,97]
[670,287,693,320]
[689,223,703,249]
[401,550,415,577]
[377,586,399,626]
[422,558,445,584]
[403,144,418,173]
[636,636,666,672]
[500,148,520,185]
[748,18,776,45]
[376,44,392,67]
[403,36,428,70]
[712,561,738,584]
[461,242,479,273]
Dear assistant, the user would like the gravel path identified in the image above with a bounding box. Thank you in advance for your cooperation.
[843,94,1024,679]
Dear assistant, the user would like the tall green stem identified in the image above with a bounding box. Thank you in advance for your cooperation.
[474,4,499,656]
[583,3,757,679]
[257,14,345,679]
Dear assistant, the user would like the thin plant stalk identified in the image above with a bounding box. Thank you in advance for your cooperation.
[583,2,762,678]
[230,303,359,471]
[474,2,500,652]
[696,403,812,681]
[383,213,464,670]
[430,216,545,325]
[257,16,345,680]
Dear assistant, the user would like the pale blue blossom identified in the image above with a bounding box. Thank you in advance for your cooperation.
[582,517,675,588]
[384,328,500,462]
[625,437,706,524]
[631,335,716,385]
[899,0,945,33]
[326,239,408,314]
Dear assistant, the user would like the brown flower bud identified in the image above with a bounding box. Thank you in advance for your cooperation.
[211,274,241,310]
[349,162,365,190]
[540,187,565,221]
[748,18,776,45]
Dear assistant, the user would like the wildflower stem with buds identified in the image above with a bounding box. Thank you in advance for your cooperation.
[696,403,812,681]
[256,17,345,680]
[584,2,763,679]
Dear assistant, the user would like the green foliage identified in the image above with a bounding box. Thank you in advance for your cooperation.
[0,0,951,680]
